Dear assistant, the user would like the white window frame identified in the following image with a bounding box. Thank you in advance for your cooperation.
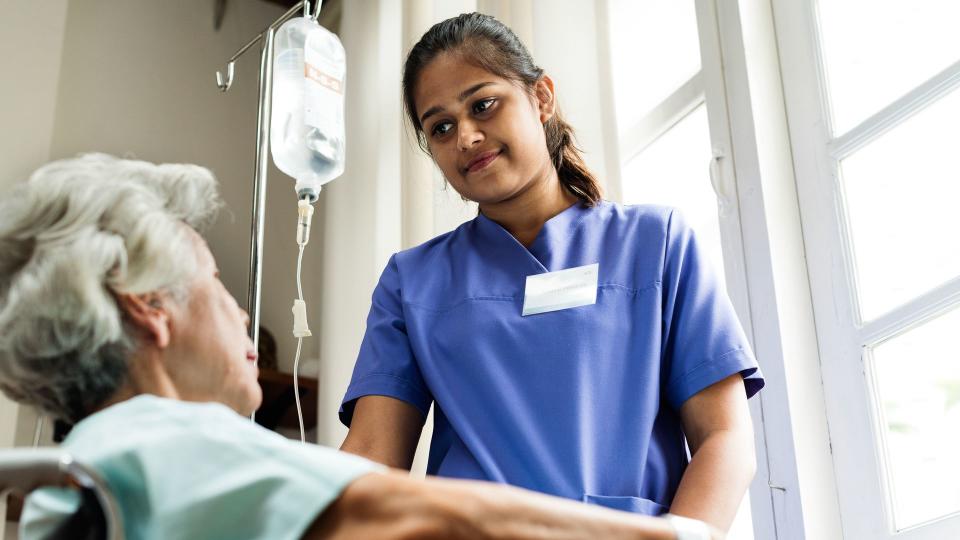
[774,0,960,538]
[700,0,847,538]
[700,2,812,538]
[601,1,824,538]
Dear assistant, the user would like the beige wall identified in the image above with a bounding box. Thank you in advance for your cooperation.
[0,2,70,533]
[0,0,333,532]
[46,0,317,377]
[0,0,326,448]
[0,0,70,443]
[0,0,69,186]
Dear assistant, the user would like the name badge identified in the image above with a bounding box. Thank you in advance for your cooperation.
[522,263,599,316]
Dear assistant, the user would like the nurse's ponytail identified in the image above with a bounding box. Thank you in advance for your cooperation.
[403,12,603,206]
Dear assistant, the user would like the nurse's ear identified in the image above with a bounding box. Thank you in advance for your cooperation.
[534,75,556,124]
[117,292,172,349]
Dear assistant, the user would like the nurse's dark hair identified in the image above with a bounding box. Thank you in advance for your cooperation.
[403,12,603,206]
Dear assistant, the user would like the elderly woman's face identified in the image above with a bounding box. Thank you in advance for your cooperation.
[162,229,262,415]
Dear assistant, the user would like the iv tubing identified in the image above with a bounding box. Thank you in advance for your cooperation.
[293,244,307,443]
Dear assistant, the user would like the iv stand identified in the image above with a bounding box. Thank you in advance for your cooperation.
[215,1,321,350]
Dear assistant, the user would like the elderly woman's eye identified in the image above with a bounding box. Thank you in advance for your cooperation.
[473,98,495,114]
[432,121,453,137]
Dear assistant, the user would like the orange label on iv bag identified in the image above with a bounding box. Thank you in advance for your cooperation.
[305,63,343,94]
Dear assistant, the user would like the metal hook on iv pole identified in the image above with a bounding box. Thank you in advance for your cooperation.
[212,0,323,355]
[215,36,257,92]
[215,1,321,92]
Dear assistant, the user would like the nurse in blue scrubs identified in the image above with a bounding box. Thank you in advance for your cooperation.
[339,12,764,534]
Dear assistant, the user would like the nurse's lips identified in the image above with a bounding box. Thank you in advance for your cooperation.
[463,150,501,174]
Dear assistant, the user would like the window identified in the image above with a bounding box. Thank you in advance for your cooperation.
[608,0,722,287]
[607,1,758,538]
[779,0,960,537]
[621,105,725,281]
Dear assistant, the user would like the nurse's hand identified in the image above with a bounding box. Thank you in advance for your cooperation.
[340,395,426,470]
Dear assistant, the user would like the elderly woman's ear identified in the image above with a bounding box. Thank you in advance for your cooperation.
[117,292,172,348]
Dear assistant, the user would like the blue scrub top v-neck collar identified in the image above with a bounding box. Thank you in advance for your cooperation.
[475,200,595,273]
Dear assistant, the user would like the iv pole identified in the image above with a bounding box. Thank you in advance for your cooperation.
[215,1,321,350]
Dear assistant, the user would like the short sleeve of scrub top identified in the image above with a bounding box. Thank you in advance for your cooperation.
[20,395,381,540]
[660,210,763,409]
[339,254,434,425]
[339,201,763,514]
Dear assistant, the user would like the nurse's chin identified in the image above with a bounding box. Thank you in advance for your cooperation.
[459,178,529,204]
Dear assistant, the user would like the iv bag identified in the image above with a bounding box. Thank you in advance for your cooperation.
[270,17,347,200]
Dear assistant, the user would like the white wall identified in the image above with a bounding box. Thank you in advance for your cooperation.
[530,0,615,193]
[316,0,405,446]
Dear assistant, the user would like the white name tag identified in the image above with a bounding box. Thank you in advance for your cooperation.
[522,263,599,316]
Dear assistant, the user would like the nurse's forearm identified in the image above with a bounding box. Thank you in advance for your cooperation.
[668,427,756,531]
[339,396,425,469]
[308,471,694,540]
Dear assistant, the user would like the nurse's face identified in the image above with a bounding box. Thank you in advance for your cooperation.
[413,53,556,206]
[163,229,262,415]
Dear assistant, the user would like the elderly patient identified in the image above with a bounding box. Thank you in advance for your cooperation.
[0,154,713,540]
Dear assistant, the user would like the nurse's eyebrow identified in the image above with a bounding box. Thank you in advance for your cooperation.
[419,81,496,126]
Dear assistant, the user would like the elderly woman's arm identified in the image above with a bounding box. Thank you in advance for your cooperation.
[304,471,718,540]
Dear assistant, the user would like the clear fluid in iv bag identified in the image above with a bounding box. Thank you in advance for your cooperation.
[270,17,346,199]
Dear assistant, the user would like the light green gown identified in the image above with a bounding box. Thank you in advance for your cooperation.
[20,395,380,539]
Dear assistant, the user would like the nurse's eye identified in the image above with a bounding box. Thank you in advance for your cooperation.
[472,98,496,115]
[431,121,454,137]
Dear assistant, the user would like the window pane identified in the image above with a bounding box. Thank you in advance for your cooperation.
[623,105,724,283]
[622,105,754,539]
[871,305,960,529]
[840,88,960,320]
[608,0,701,136]
[817,0,960,134]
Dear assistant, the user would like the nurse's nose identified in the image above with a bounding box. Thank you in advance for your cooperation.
[457,119,484,151]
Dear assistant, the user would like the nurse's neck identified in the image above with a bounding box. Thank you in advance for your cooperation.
[480,168,578,248]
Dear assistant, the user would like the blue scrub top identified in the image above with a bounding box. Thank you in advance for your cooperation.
[340,201,763,515]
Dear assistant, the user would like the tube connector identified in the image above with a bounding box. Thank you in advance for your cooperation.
[292,299,312,338]
[296,198,315,247]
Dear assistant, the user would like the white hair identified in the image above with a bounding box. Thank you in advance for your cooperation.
[0,153,222,422]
